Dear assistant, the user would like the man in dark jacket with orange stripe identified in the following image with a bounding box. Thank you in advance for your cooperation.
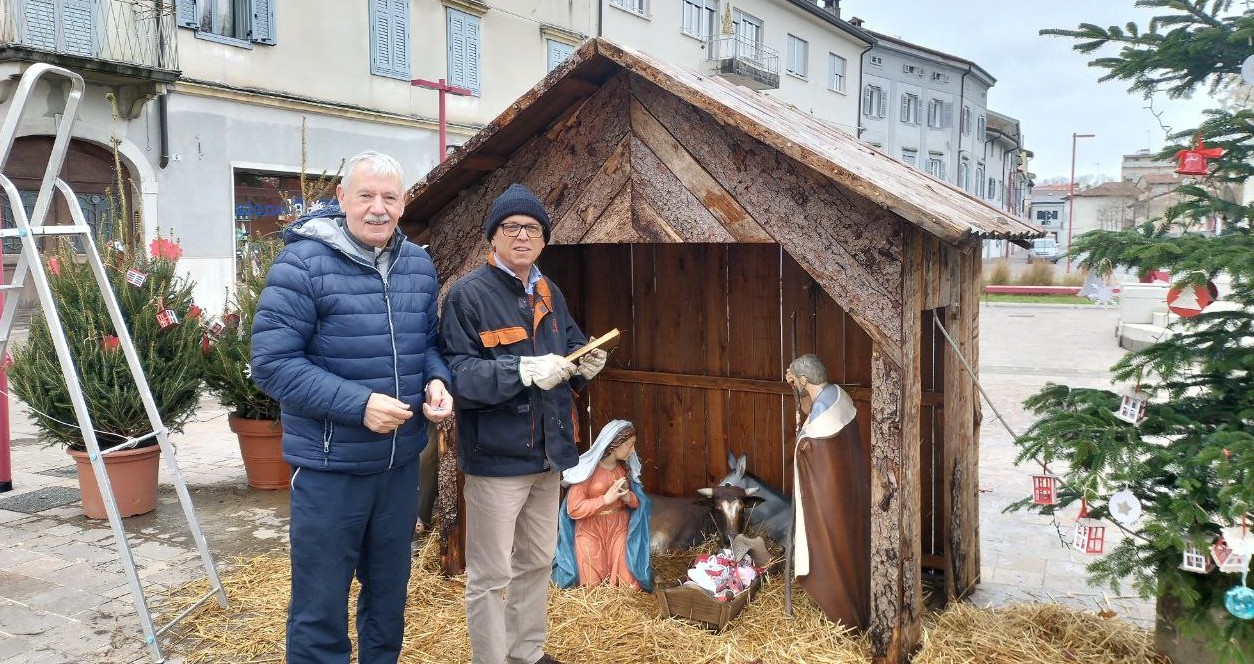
[440,184,607,664]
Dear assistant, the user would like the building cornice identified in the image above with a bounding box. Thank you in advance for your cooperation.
[172,79,482,137]
[539,23,586,45]
[442,0,489,17]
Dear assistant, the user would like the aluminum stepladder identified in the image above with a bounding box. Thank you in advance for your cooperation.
[0,63,227,662]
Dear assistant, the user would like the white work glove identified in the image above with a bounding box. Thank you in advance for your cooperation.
[576,348,607,381]
[519,354,576,390]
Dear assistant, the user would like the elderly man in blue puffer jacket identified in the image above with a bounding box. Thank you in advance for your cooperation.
[251,151,453,664]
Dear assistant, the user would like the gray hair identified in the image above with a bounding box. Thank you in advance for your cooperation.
[342,151,404,192]
[789,354,828,386]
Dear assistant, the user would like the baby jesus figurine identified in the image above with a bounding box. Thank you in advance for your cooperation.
[552,420,652,591]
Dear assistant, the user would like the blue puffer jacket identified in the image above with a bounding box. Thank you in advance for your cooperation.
[250,207,451,474]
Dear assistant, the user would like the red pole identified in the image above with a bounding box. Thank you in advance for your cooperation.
[0,241,10,493]
[411,78,473,163]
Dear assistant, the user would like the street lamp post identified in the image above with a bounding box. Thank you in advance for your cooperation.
[411,78,473,162]
[1066,132,1095,273]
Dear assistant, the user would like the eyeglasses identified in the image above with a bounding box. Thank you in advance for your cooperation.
[500,222,545,239]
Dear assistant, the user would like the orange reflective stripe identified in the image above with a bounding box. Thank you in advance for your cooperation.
[533,277,553,335]
[479,326,529,347]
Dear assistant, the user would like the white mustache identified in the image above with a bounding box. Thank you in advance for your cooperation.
[363,214,391,224]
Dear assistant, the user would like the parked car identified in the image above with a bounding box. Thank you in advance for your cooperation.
[1028,237,1060,263]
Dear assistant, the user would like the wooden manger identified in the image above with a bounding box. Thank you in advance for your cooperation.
[402,38,1040,664]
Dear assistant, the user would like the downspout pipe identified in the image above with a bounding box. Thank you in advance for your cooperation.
[157,0,170,169]
[855,39,874,138]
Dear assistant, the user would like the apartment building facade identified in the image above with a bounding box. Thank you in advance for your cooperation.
[855,25,1031,256]
[1,0,871,310]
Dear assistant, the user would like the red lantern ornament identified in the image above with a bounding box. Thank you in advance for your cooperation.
[188,304,203,319]
[1032,463,1058,506]
[1072,499,1107,555]
[101,335,120,352]
[1175,135,1225,176]
[156,308,179,329]
[1167,283,1213,318]
[125,268,148,288]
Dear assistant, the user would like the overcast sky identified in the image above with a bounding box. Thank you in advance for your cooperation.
[843,0,1217,181]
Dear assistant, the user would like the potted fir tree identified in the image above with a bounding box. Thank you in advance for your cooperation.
[201,234,289,489]
[9,238,205,519]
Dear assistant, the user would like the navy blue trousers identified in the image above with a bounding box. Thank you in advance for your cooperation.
[286,459,420,664]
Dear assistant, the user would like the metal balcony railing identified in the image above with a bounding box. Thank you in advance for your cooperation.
[0,0,179,73]
[705,34,780,90]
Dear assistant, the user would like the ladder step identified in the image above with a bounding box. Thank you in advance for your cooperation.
[0,284,21,291]
[0,225,93,238]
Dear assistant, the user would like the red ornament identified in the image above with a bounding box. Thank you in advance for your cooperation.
[1167,284,1213,318]
[200,334,212,355]
[101,335,120,352]
[1175,135,1225,176]
[125,268,148,288]
[149,237,183,261]
[1140,269,1170,284]
[188,304,203,319]
[156,309,180,328]
[47,257,61,276]
[1032,473,1058,506]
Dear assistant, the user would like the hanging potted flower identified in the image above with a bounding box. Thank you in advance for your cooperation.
[9,238,205,518]
[200,234,288,489]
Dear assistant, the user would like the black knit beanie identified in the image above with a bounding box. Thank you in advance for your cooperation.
[483,184,551,242]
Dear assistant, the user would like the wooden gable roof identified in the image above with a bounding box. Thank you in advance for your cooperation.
[401,38,1038,244]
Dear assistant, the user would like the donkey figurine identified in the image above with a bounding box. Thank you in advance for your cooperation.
[717,451,792,544]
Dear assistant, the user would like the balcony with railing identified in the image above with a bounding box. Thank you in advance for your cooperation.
[706,34,779,91]
[1,0,179,84]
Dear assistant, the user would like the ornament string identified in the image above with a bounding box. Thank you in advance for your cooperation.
[931,311,1151,544]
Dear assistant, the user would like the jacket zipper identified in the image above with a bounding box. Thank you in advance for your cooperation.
[381,253,400,470]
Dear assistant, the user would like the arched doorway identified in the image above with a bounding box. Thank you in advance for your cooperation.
[0,136,133,307]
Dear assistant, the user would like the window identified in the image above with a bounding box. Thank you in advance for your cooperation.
[682,0,717,38]
[961,105,972,135]
[977,115,986,141]
[957,159,969,189]
[21,0,97,55]
[931,71,949,83]
[862,85,886,118]
[927,98,944,128]
[177,0,275,45]
[546,39,575,72]
[827,53,846,92]
[869,54,882,67]
[732,10,763,62]
[610,0,647,15]
[975,166,985,197]
[926,155,945,179]
[447,8,481,95]
[786,35,808,77]
[369,0,409,78]
[987,177,999,200]
[1035,209,1059,222]
[900,93,920,124]
[901,148,918,166]
[902,64,923,76]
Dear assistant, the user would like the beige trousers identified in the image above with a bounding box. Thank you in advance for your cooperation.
[463,470,560,664]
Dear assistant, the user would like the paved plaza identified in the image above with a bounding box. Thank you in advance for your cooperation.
[0,303,1151,662]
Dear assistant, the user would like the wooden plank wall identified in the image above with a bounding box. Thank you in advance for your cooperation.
[542,244,874,498]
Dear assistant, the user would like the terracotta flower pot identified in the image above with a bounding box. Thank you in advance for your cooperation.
[67,445,161,520]
[229,416,290,490]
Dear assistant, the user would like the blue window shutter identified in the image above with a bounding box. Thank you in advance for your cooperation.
[370,0,392,76]
[390,0,409,77]
[447,10,466,89]
[547,40,574,72]
[176,0,197,28]
[250,0,275,44]
[60,0,96,56]
[465,13,480,94]
[22,0,57,49]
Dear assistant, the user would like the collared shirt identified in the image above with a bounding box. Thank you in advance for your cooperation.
[492,254,543,295]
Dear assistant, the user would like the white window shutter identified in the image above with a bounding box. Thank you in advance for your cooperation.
[370,0,392,76]
[943,102,953,129]
[176,0,197,28]
[900,94,908,120]
[862,86,871,114]
[878,93,887,119]
[250,0,275,44]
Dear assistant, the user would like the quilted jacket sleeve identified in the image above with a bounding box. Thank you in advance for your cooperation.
[250,251,373,426]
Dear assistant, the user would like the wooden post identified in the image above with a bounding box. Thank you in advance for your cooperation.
[942,244,980,599]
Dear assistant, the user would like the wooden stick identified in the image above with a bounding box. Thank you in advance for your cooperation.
[565,328,621,363]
